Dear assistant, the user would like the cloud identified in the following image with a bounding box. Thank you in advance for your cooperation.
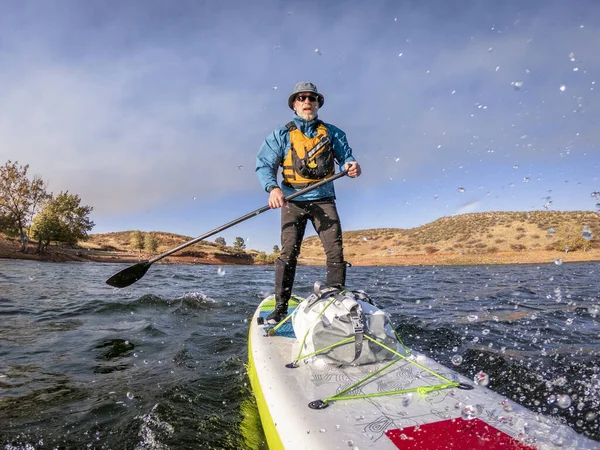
[0,0,598,239]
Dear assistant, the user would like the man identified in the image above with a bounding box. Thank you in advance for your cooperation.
[256,81,361,324]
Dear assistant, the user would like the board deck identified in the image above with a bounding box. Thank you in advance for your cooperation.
[247,295,598,450]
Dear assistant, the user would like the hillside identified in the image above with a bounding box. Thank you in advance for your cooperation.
[0,231,256,265]
[1,211,599,266]
[299,210,600,266]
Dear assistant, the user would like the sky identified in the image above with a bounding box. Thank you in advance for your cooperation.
[1,0,599,252]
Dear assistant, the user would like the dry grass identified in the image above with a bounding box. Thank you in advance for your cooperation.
[298,210,600,266]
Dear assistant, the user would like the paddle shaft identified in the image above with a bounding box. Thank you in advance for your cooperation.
[147,170,349,264]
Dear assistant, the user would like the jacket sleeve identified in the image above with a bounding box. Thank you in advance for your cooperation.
[256,129,285,192]
[327,124,356,170]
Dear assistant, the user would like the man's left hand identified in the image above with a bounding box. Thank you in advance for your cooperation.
[345,161,361,178]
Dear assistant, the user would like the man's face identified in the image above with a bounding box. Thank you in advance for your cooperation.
[293,92,319,121]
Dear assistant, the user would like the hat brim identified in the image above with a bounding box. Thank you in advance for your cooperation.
[288,93,325,110]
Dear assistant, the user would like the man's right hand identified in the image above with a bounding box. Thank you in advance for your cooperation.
[269,187,285,209]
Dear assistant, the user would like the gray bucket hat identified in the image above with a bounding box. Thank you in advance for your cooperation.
[287,81,325,110]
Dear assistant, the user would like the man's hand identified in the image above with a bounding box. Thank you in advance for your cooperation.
[345,161,361,178]
[268,187,285,209]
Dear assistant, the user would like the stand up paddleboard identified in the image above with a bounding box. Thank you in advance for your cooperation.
[247,293,598,450]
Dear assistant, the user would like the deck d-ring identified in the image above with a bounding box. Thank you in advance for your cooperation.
[308,399,329,410]
[458,382,474,390]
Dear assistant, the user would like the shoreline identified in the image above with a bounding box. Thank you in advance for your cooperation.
[2,241,599,267]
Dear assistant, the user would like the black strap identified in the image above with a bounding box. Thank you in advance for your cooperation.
[349,305,364,363]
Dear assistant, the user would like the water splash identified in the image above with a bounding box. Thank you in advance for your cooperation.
[134,404,174,450]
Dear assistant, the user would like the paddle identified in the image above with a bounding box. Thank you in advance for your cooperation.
[105,169,349,288]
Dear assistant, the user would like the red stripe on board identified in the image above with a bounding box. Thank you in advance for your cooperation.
[385,417,535,449]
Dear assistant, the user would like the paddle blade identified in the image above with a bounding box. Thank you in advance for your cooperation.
[106,262,152,288]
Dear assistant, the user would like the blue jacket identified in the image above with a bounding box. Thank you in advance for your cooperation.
[256,115,356,201]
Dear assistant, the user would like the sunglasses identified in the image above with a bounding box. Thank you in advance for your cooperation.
[296,94,318,103]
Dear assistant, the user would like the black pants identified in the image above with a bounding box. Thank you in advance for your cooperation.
[274,198,346,312]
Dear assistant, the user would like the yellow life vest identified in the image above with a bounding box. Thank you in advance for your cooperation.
[281,120,335,189]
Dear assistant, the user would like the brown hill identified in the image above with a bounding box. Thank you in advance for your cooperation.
[1,211,599,266]
[298,210,600,266]
[0,230,256,265]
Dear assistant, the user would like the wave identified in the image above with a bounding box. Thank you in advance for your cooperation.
[93,292,219,314]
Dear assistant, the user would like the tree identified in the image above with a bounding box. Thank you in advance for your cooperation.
[0,161,49,251]
[130,230,144,254]
[144,233,159,254]
[215,237,227,247]
[272,244,280,254]
[233,236,246,250]
[31,191,94,253]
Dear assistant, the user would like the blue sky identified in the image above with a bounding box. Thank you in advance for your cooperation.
[1,0,598,252]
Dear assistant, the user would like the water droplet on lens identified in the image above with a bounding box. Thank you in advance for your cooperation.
[126,392,134,399]
[511,81,523,90]
[217,267,226,276]
[457,187,465,193]
[467,314,479,322]
[556,394,571,409]
[555,258,563,266]
[461,405,476,420]
[559,84,566,92]
[451,355,463,366]
[582,226,593,241]
[474,371,490,387]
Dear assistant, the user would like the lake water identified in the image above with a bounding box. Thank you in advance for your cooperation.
[1,259,599,449]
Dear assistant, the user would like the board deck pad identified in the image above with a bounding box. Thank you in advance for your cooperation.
[386,417,535,449]
[257,297,299,339]
[248,295,599,450]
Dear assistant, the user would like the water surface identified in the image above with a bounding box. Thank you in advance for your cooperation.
[1,260,599,448]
